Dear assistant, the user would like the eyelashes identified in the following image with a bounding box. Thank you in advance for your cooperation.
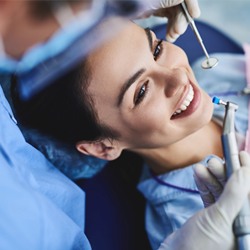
[134,80,149,105]
[153,39,163,61]
[134,38,163,106]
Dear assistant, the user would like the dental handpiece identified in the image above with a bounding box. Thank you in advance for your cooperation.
[181,2,218,69]
[213,97,250,250]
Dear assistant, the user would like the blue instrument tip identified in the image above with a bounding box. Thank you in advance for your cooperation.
[212,96,220,104]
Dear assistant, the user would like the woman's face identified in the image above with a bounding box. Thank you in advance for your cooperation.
[87,20,213,150]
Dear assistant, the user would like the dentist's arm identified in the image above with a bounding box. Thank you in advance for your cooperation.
[158,151,250,250]
[146,0,200,42]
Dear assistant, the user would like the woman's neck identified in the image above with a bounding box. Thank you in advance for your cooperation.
[134,120,223,175]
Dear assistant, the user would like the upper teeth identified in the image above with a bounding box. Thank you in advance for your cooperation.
[173,85,194,116]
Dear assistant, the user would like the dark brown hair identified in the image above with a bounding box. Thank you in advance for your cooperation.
[11,61,119,146]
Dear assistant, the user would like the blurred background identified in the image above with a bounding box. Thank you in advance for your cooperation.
[137,0,250,45]
[198,0,250,45]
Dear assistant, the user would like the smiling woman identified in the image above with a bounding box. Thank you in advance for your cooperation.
[82,18,219,165]
[12,17,232,249]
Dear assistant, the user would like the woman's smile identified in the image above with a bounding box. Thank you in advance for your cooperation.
[171,81,201,120]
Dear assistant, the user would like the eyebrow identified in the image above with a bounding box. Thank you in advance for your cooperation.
[117,28,152,106]
[145,27,153,52]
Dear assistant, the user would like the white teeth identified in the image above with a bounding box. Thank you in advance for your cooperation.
[173,85,194,116]
[180,104,187,110]
[183,100,190,106]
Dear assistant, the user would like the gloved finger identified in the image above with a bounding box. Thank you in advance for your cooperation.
[207,157,226,186]
[149,0,183,10]
[184,0,201,18]
[193,168,215,207]
[216,166,250,223]
[159,0,183,8]
[166,10,188,42]
[193,163,223,203]
[239,150,250,167]
[166,0,200,42]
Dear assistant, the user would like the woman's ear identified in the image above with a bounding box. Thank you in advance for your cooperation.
[76,139,123,161]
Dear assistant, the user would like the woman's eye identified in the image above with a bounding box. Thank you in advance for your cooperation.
[153,40,163,61]
[134,81,149,106]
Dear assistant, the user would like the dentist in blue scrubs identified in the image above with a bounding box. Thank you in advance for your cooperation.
[0,1,250,249]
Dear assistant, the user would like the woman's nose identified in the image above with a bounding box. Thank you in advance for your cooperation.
[158,67,189,98]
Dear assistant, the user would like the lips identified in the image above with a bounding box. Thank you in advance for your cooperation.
[171,83,200,119]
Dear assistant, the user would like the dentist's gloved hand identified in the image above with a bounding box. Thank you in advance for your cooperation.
[194,151,250,208]
[194,156,226,207]
[148,0,200,42]
[158,151,250,250]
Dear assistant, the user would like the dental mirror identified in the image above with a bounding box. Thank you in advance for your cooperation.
[181,2,219,69]
[201,57,219,69]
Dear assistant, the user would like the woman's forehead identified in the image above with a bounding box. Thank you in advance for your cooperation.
[90,22,143,60]
[88,22,146,81]
[86,21,148,107]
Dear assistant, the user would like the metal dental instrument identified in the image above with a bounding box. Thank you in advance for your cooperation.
[213,96,250,250]
[181,2,218,69]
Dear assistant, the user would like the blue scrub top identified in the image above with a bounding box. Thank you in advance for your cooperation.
[0,84,91,249]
